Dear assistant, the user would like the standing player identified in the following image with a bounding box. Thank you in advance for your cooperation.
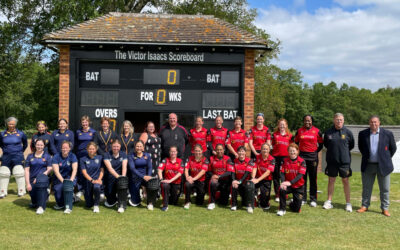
[277,143,306,216]
[183,144,209,209]
[30,120,57,155]
[251,143,275,210]
[189,117,208,157]
[226,116,249,160]
[80,142,104,213]
[94,117,118,156]
[120,120,135,155]
[294,115,323,207]
[207,144,234,210]
[24,139,52,214]
[158,146,184,211]
[103,139,128,213]
[231,146,255,213]
[0,117,28,198]
[52,141,78,214]
[248,113,271,159]
[271,119,293,202]
[207,116,228,156]
[52,119,74,154]
[159,113,188,160]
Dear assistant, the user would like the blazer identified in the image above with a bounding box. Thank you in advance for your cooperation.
[358,127,397,176]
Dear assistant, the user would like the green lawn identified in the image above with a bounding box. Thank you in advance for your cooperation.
[1,173,399,249]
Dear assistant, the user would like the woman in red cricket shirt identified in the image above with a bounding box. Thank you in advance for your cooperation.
[207,144,234,210]
[226,116,249,160]
[277,143,306,216]
[271,118,293,202]
[249,113,271,159]
[158,146,185,212]
[294,115,323,207]
[207,115,228,156]
[189,117,208,157]
[231,146,255,213]
[251,143,275,210]
[183,144,209,209]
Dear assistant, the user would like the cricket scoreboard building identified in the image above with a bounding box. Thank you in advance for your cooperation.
[42,13,269,132]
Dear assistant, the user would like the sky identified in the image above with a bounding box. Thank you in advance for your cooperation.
[248,0,400,90]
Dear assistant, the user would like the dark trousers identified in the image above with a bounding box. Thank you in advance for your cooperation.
[83,181,101,207]
[273,156,285,196]
[29,182,49,209]
[104,176,118,205]
[209,178,231,205]
[161,183,180,207]
[279,186,304,212]
[256,180,272,208]
[53,180,76,207]
[184,180,205,205]
[129,176,146,205]
[231,181,255,208]
[303,159,318,202]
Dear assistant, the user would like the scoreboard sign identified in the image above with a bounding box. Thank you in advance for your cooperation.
[70,48,245,131]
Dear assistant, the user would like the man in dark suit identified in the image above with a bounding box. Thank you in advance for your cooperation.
[357,115,396,217]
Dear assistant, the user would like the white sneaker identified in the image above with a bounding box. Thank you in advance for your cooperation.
[18,191,25,197]
[100,193,105,202]
[64,208,72,214]
[75,191,83,198]
[0,193,6,199]
[247,207,254,214]
[36,207,44,215]
[207,203,216,210]
[93,205,100,213]
[118,207,125,213]
[147,204,154,211]
[183,203,190,210]
[323,200,333,210]
[104,201,117,208]
[277,210,286,216]
[275,197,279,202]
[345,203,353,212]
[230,206,237,211]
[310,201,317,207]
[301,200,307,206]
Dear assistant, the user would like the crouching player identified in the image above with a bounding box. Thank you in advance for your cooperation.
[183,144,209,209]
[52,141,78,214]
[158,146,184,211]
[24,139,52,214]
[277,143,306,216]
[231,146,255,213]
[207,144,234,210]
[251,143,275,211]
[80,142,104,213]
[103,139,128,213]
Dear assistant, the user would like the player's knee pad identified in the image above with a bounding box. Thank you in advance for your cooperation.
[245,181,255,204]
[63,180,74,210]
[0,167,11,195]
[117,176,129,190]
[0,166,11,178]
[12,165,25,194]
[12,165,24,177]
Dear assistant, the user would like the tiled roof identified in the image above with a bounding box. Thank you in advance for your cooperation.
[42,12,268,48]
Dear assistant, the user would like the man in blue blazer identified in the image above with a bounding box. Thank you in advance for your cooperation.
[357,115,397,216]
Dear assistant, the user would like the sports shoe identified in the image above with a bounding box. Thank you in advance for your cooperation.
[147,204,154,211]
[0,194,6,199]
[104,201,117,208]
[310,201,317,207]
[277,210,286,216]
[301,200,307,206]
[161,206,168,212]
[128,199,140,207]
[36,207,44,215]
[18,191,25,197]
[207,203,216,210]
[64,208,72,214]
[183,203,190,210]
[100,193,105,202]
[275,197,279,202]
[345,203,353,212]
[75,191,83,198]
[93,205,100,213]
[54,204,64,210]
[230,206,237,211]
[118,207,125,213]
[263,205,271,211]
[247,207,254,214]
[323,200,333,209]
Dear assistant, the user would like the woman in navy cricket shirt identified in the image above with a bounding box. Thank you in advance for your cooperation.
[128,140,153,209]
[52,119,74,154]
[80,142,104,213]
[94,117,118,156]
[52,141,78,214]
[120,120,136,155]
[30,120,57,155]
[103,139,128,213]
[24,139,52,214]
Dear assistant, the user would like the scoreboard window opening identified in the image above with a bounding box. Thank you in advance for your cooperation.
[221,71,239,87]
[143,69,180,85]
[202,93,239,109]
[81,90,119,107]
[100,69,120,85]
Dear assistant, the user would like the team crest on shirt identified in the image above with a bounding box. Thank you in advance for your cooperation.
[328,135,332,139]
[16,133,20,136]
[312,130,315,134]
[95,159,99,164]
[66,134,69,137]
[30,158,34,162]
[286,169,290,173]
[56,134,59,137]
[341,134,346,139]
[119,158,123,162]
[144,155,148,160]
[89,133,93,136]
[45,140,48,144]
[301,135,304,139]
[79,133,82,136]
[42,158,46,162]
[3,134,7,137]
[67,161,71,166]
[131,139,134,142]
[86,161,90,164]
[59,163,62,166]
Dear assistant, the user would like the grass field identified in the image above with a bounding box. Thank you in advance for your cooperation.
[1,173,400,249]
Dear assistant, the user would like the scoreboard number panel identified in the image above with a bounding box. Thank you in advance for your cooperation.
[143,69,180,85]
[81,90,119,107]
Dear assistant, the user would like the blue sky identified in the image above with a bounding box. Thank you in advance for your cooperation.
[248,0,400,90]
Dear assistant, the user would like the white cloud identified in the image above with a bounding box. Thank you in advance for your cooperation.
[256,3,400,90]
